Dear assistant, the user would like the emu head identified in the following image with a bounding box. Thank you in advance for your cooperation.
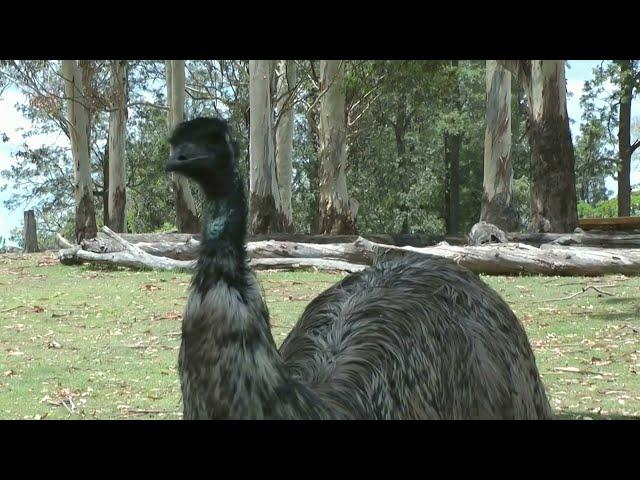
[166,117,239,197]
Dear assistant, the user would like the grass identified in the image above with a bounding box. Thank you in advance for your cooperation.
[1,252,639,420]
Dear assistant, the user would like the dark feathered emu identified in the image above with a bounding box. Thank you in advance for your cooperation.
[167,117,553,420]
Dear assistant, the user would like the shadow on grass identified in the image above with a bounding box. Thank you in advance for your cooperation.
[600,296,640,305]
[555,411,639,420]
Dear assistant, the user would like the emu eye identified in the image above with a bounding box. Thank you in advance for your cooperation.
[178,154,188,161]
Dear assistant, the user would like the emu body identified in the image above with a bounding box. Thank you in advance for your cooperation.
[169,117,552,420]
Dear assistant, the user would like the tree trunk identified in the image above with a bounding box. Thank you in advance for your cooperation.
[306,85,322,234]
[481,61,519,231]
[23,210,38,253]
[500,60,578,233]
[617,60,634,217]
[61,60,98,243]
[318,60,357,234]
[102,133,109,226]
[166,60,199,233]
[274,60,296,232]
[108,60,128,232]
[249,60,285,234]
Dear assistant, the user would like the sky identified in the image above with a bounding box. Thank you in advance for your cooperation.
[1,60,639,246]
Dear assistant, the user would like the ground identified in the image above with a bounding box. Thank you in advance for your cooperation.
[0,252,639,420]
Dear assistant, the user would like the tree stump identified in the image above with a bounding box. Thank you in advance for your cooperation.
[23,210,39,253]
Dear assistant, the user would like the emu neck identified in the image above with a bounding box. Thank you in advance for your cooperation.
[181,184,287,418]
[199,186,246,260]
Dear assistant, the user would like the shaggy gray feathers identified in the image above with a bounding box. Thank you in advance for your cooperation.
[181,252,552,419]
[278,254,552,419]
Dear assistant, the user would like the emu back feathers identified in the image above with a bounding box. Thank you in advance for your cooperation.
[278,255,552,419]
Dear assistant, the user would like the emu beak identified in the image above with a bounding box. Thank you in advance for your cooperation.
[165,151,182,173]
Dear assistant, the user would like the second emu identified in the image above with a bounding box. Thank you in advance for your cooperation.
[166,117,553,420]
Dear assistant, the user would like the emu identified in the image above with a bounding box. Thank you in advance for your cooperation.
[166,117,553,420]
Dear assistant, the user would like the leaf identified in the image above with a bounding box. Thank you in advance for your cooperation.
[31,305,45,313]
[3,370,15,377]
[47,340,62,349]
[142,284,161,292]
[522,314,534,325]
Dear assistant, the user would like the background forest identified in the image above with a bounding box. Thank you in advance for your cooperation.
[0,60,638,250]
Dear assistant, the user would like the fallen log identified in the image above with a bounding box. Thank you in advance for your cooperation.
[61,227,194,271]
[60,247,363,273]
[56,233,75,249]
[83,237,374,263]
[112,231,640,252]
[249,258,365,273]
[248,240,372,265]
[60,227,364,273]
[59,246,194,270]
[59,229,640,276]
[507,232,640,248]
[116,232,464,247]
[355,238,640,276]
[118,232,198,243]
[579,216,640,231]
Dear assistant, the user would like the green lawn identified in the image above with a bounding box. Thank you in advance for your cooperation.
[1,252,638,420]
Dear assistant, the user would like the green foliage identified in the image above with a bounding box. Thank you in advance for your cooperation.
[6,59,619,239]
[124,102,176,233]
[511,176,531,227]
[577,191,640,218]
[576,60,640,208]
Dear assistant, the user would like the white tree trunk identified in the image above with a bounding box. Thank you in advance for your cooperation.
[318,60,356,234]
[166,60,199,233]
[481,61,518,231]
[274,60,296,232]
[61,60,97,242]
[249,60,284,234]
[108,60,128,232]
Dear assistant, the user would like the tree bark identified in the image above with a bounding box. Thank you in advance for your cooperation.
[102,134,109,226]
[108,60,128,232]
[61,60,98,243]
[249,60,286,234]
[274,60,296,232]
[166,60,199,233]
[306,77,322,234]
[23,210,38,253]
[318,60,357,234]
[499,60,578,233]
[617,60,636,217]
[481,61,519,231]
